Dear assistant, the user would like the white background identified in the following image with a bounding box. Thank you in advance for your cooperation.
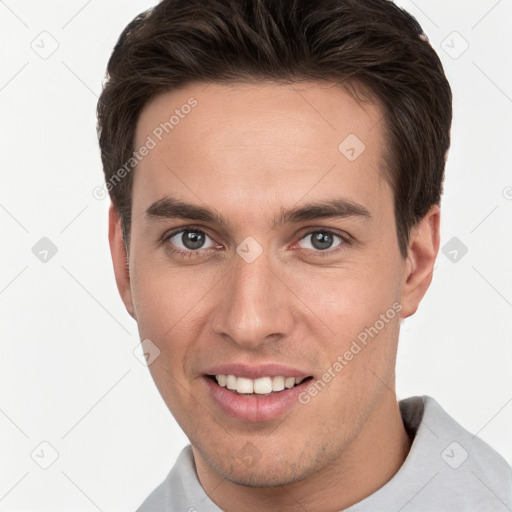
[1,0,511,510]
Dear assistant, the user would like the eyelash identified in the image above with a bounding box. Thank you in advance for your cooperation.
[160,226,352,259]
[297,230,352,258]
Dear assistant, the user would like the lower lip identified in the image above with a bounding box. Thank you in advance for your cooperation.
[204,377,310,422]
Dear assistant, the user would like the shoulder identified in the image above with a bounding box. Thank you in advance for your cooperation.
[135,466,174,512]
[418,396,511,475]
[400,395,512,510]
[346,395,511,511]
[135,445,221,512]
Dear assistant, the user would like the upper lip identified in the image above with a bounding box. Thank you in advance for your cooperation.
[205,363,311,380]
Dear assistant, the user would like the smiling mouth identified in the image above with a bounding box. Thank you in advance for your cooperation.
[208,374,313,396]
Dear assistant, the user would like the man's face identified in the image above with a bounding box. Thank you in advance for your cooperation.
[124,82,410,486]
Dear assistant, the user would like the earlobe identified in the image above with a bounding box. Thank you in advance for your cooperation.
[400,205,440,319]
[108,204,136,319]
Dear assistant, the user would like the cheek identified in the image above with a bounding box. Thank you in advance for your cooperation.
[295,258,403,397]
[308,271,401,419]
[129,265,205,395]
[130,265,208,418]
[297,257,401,334]
[130,255,210,333]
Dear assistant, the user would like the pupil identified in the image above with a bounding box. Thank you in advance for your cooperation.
[311,232,333,250]
[182,230,205,250]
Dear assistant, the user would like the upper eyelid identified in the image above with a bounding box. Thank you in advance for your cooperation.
[162,225,214,242]
[295,230,349,251]
[297,228,351,244]
[164,227,217,247]
[162,226,349,251]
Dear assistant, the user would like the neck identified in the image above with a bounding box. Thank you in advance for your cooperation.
[194,389,412,511]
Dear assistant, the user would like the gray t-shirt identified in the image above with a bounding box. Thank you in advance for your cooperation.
[136,395,512,511]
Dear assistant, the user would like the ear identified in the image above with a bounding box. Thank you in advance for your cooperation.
[108,203,136,319]
[400,204,440,319]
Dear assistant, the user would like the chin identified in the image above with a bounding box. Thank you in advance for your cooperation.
[223,467,303,488]
[207,449,321,489]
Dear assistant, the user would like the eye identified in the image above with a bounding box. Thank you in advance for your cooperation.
[166,229,218,252]
[297,230,346,252]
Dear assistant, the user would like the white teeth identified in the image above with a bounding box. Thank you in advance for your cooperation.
[226,375,237,390]
[214,374,307,394]
[272,376,285,392]
[253,377,272,394]
[236,377,254,394]
[285,377,295,389]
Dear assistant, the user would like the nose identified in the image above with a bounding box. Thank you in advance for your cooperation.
[211,253,295,350]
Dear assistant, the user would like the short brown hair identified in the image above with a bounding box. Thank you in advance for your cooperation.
[97,0,452,258]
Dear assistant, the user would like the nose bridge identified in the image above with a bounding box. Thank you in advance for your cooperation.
[212,252,292,347]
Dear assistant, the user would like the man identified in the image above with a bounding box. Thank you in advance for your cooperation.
[97,0,512,510]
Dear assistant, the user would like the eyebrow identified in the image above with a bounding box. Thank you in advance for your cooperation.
[145,197,225,225]
[277,198,371,224]
[144,196,372,226]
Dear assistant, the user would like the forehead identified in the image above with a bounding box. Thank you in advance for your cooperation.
[132,81,391,227]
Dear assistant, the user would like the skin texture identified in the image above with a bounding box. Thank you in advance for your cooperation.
[109,81,440,511]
